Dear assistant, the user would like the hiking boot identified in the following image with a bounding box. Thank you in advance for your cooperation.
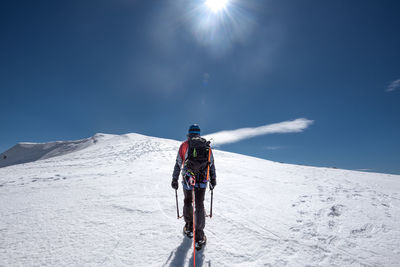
[183,222,193,238]
[195,235,207,251]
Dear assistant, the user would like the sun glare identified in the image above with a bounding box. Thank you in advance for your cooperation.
[205,0,229,13]
[182,0,253,56]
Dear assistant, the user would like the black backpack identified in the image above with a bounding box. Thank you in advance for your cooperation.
[185,136,211,179]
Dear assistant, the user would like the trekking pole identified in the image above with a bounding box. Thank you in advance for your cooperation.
[209,188,213,218]
[205,145,214,218]
[175,189,180,219]
[205,184,214,218]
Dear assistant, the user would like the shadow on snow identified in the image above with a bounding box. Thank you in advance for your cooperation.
[164,237,211,267]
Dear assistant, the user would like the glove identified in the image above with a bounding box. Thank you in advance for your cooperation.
[210,179,216,190]
[171,179,179,190]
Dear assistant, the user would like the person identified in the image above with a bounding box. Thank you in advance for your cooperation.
[171,124,216,248]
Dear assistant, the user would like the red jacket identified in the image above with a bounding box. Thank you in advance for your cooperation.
[172,138,216,189]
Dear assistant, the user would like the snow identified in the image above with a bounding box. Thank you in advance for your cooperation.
[0,133,115,169]
[0,133,399,266]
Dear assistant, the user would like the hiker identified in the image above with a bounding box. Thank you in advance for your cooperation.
[171,124,216,249]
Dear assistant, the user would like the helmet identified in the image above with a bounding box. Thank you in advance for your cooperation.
[188,124,201,137]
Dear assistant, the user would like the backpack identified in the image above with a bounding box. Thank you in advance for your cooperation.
[185,136,211,179]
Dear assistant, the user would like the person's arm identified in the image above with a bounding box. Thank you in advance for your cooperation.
[172,143,185,179]
[171,150,181,189]
[172,160,181,180]
[209,149,216,188]
[171,142,187,189]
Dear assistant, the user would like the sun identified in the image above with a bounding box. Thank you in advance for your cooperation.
[205,0,229,13]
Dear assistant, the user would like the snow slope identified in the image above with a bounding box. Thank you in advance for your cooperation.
[0,133,112,169]
[0,133,399,266]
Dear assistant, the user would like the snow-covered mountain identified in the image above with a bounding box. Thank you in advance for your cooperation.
[0,133,399,266]
[0,134,105,169]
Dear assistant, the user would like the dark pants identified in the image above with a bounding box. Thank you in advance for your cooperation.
[183,187,206,240]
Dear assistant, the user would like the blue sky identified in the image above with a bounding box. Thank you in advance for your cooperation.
[1,0,399,174]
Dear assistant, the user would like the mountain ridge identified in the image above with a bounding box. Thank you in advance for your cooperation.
[0,132,399,265]
[0,133,395,177]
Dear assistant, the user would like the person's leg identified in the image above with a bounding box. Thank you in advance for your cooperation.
[194,187,206,240]
[183,188,193,227]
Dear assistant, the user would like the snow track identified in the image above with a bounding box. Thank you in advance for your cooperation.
[0,133,399,266]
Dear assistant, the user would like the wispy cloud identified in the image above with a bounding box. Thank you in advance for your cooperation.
[264,146,285,150]
[386,79,400,92]
[204,118,314,146]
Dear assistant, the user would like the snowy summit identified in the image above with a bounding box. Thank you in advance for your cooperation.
[0,133,399,266]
